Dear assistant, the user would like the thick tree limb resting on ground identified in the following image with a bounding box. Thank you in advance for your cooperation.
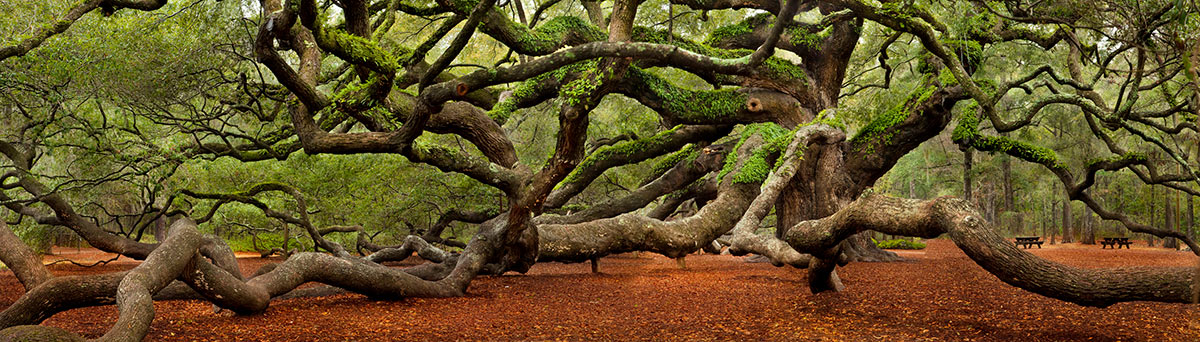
[784,194,1200,307]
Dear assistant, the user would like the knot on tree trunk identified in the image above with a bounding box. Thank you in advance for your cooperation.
[746,97,763,112]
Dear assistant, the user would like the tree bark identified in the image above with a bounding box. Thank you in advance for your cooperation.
[0,221,51,291]
[782,194,1200,307]
[963,147,973,202]
[1062,186,1073,243]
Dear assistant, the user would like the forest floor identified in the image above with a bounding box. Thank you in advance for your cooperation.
[2,239,1198,341]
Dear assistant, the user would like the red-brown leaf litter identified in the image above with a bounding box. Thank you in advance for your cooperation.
[3,239,1198,341]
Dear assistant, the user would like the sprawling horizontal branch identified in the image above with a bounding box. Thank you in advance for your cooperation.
[781,194,1200,307]
[537,132,776,263]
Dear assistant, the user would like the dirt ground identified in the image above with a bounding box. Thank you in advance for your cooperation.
[3,239,1199,341]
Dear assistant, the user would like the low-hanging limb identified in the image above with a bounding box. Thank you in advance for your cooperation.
[0,141,159,259]
[182,182,352,257]
[535,142,727,225]
[954,113,1200,254]
[537,133,769,263]
[418,209,497,248]
[544,125,732,209]
[0,214,518,339]
[782,193,1200,307]
[0,217,213,342]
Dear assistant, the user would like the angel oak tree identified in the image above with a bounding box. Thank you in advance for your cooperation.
[2,0,1200,340]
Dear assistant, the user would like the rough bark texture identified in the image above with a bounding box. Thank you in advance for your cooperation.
[726,124,844,267]
[782,194,1200,307]
[536,138,759,262]
[0,221,50,291]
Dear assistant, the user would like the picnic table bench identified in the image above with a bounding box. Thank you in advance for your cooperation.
[1100,237,1132,249]
[1014,236,1043,249]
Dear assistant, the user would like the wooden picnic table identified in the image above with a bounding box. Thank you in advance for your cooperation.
[1101,237,1132,249]
[1014,236,1043,249]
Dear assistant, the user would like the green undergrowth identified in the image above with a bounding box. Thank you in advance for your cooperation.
[874,238,927,250]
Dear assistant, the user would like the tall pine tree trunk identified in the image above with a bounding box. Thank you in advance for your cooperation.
[1061,184,1073,244]
[1165,186,1179,249]
[1189,195,1195,242]
[963,148,973,202]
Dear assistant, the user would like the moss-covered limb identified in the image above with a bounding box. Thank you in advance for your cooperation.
[438,0,607,57]
[704,11,845,57]
[405,139,526,193]
[715,123,793,184]
[487,60,595,123]
[440,40,789,110]
[544,125,733,209]
[329,76,400,131]
[850,84,939,152]
[631,26,811,95]
[646,144,701,183]
[195,139,303,162]
[966,134,1069,170]
[534,144,727,225]
[992,23,1070,50]
[311,24,403,76]
[1077,152,1149,192]
[842,84,966,187]
[618,67,792,125]
[829,0,994,115]
[391,0,451,16]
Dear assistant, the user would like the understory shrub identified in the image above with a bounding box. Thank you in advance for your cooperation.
[874,238,927,250]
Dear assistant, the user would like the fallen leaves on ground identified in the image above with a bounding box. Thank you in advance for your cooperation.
[1,239,1197,341]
